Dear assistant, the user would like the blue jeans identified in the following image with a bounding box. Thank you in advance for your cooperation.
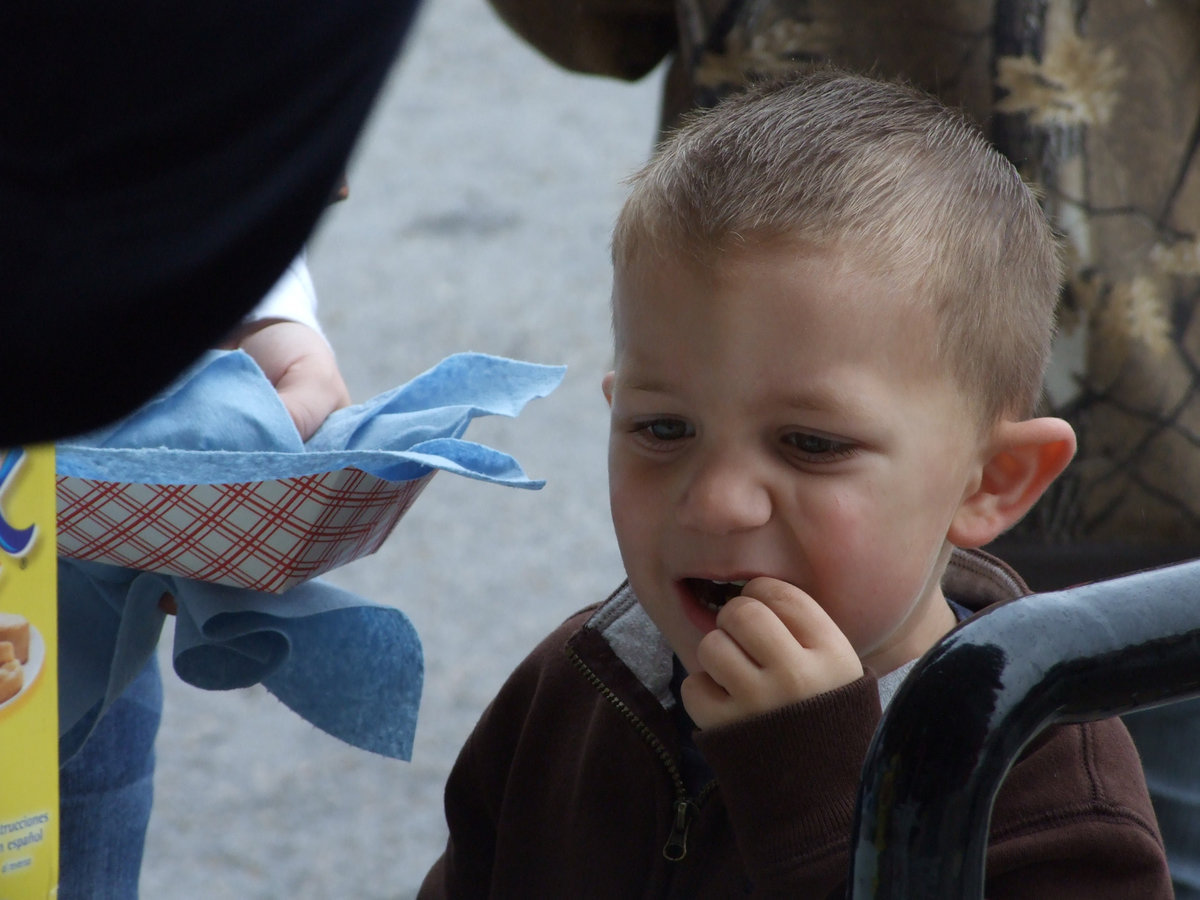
[59,656,162,899]
[1124,697,1200,900]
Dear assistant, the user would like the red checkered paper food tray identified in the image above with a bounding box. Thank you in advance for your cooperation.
[56,469,434,594]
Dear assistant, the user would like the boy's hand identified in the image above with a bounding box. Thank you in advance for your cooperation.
[680,577,864,730]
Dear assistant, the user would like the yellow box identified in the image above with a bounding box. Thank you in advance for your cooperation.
[0,446,59,899]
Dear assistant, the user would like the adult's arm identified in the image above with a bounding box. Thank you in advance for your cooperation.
[0,0,420,445]
[485,0,675,81]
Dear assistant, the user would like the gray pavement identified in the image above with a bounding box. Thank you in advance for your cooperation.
[139,1,663,897]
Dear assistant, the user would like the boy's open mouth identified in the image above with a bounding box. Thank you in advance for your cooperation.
[684,578,748,613]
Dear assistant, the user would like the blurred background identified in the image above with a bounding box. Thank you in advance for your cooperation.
[139,0,663,896]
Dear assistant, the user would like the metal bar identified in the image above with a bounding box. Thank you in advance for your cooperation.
[849,559,1200,898]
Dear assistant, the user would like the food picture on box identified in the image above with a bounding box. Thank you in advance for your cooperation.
[0,611,32,706]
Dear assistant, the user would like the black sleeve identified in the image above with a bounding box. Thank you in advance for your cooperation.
[0,0,420,445]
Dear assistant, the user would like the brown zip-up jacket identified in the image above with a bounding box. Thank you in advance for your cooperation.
[420,550,1169,898]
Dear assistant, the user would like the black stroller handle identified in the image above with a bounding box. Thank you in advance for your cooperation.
[849,559,1200,898]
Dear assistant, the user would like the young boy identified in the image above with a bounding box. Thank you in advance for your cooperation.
[419,70,1171,897]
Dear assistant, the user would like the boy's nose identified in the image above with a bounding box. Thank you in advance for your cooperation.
[675,451,772,534]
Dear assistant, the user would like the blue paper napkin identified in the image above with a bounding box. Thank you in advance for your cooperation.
[57,350,564,762]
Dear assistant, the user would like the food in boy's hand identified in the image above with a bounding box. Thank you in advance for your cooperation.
[0,612,29,663]
[0,641,23,704]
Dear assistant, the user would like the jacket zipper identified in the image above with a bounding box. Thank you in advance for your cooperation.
[567,647,717,862]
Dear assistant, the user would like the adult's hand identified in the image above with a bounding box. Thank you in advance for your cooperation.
[233,320,352,442]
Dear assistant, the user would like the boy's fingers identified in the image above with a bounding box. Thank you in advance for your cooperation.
[679,672,733,730]
[740,577,852,652]
[710,594,801,670]
[724,579,864,694]
[689,581,865,726]
[694,621,760,690]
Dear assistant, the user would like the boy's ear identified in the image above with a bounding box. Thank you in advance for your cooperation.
[602,371,615,407]
[948,417,1076,549]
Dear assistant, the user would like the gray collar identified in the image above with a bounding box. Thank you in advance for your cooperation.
[876,659,919,711]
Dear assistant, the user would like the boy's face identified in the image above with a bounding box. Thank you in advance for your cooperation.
[604,244,989,677]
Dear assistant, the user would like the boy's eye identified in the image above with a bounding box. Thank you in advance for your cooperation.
[783,431,854,460]
[634,418,694,443]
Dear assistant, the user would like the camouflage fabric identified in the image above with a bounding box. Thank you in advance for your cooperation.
[680,0,1200,553]
[989,2,1200,555]
[488,0,1200,565]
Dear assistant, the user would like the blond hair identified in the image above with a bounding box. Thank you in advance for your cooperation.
[612,69,1062,424]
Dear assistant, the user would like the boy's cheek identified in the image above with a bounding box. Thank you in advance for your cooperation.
[609,462,662,520]
[609,484,657,574]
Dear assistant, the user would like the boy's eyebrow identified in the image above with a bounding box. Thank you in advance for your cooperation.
[622,375,869,418]
[779,388,850,413]
[778,380,884,421]
[620,375,682,394]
